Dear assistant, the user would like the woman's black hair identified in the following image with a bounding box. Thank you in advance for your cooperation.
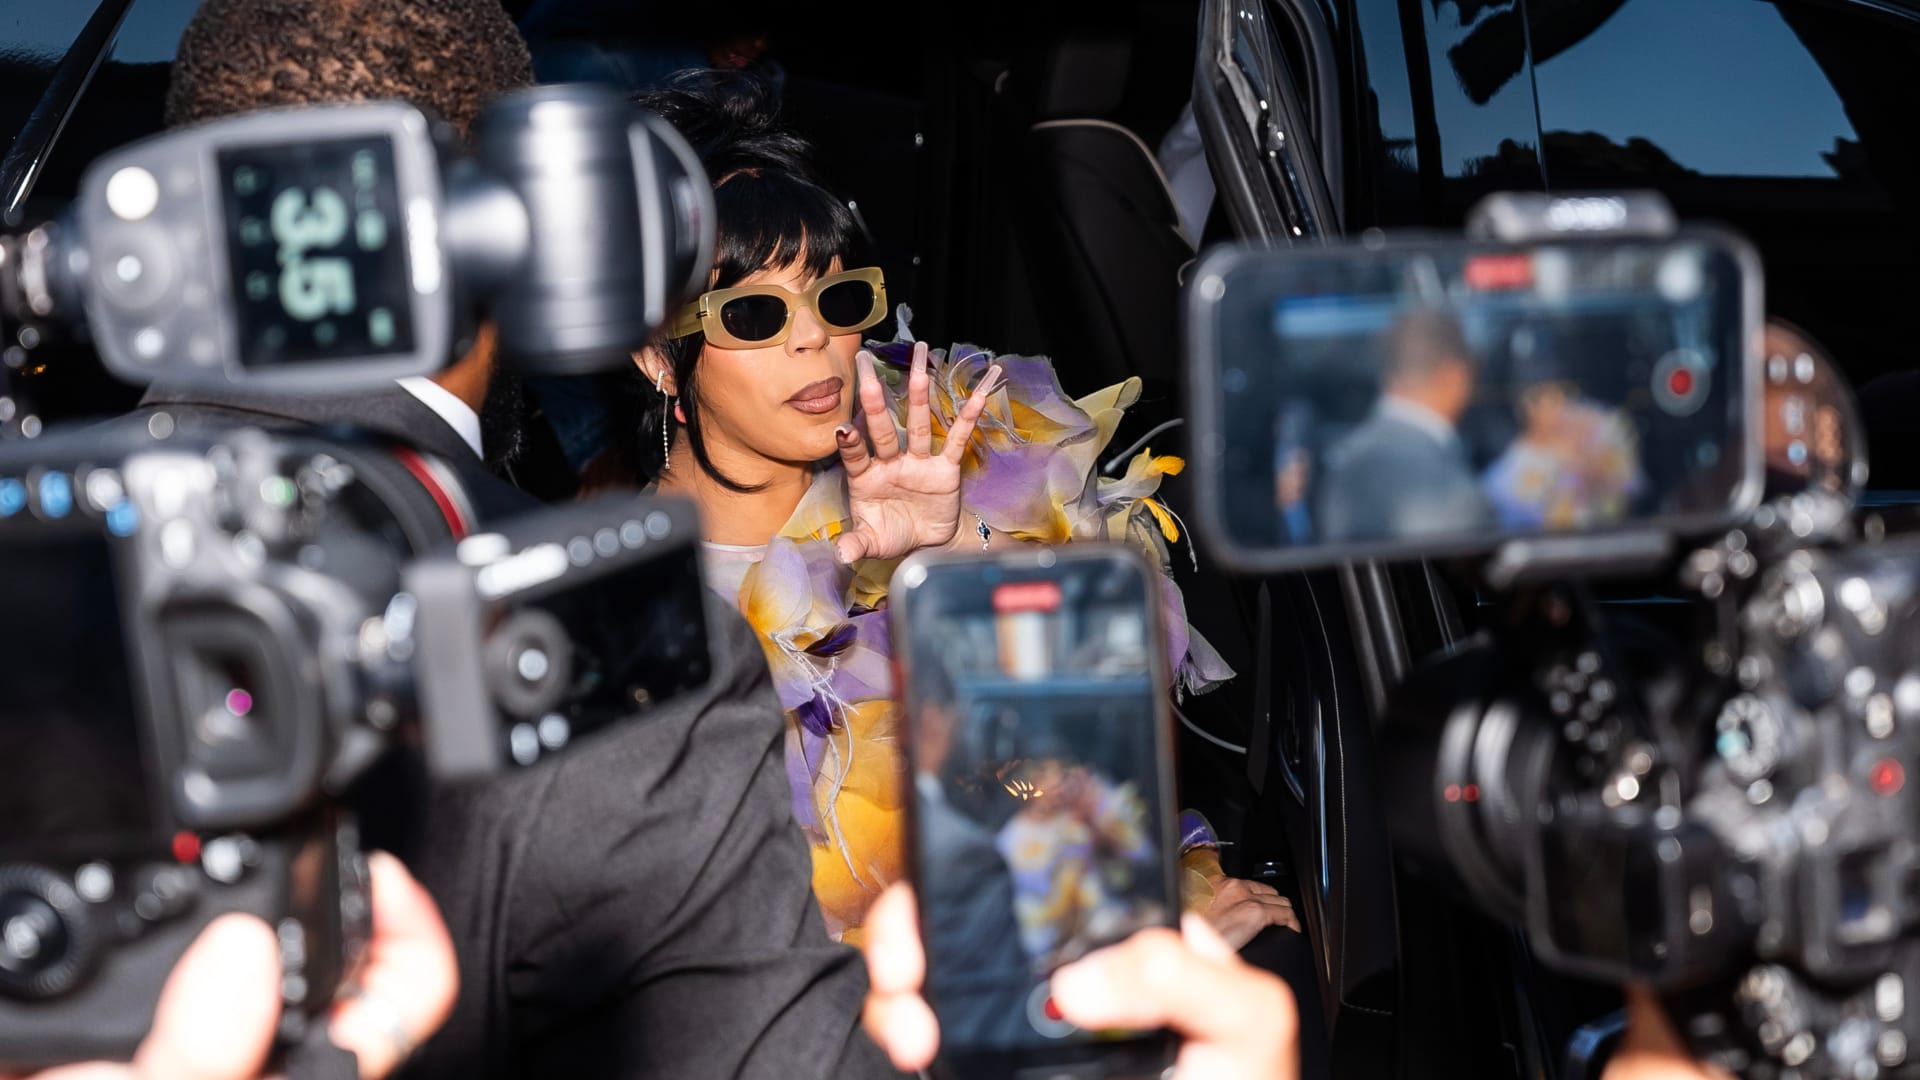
[626,70,868,489]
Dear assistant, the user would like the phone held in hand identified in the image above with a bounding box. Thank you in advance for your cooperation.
[890,546,1182,1080]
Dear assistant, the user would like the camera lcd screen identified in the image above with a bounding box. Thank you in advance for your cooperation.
[218,136,417,367]
[901,555,1176,1058]
[501,539,712,753]
[0,533,156,855]
[1201,238,1755,565]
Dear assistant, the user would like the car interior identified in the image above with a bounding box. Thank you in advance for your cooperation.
[8,0,1918,1076]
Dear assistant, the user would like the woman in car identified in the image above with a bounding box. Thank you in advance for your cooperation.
[617,72,1293,946]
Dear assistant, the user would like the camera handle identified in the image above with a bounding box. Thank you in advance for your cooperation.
[1466,190,1687,587]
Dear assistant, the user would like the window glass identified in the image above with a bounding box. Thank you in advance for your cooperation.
[1530,0,1920,488]
[0,4,103,159]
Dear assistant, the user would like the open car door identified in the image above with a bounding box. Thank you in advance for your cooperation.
[1192,0,1341,245]
[1190,5,1406,1076]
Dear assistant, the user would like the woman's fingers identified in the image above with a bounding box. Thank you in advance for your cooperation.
[835,522,879,565]
[905,342,934,457]
[835,423,873,480]
[856,350,901,459]
[942,364,1002,464]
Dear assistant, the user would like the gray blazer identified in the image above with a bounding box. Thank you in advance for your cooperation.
[1316,411,1495,543]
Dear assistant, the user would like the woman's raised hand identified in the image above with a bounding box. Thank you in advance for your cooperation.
[834,342,1001,564]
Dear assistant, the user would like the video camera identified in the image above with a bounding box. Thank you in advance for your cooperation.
[1187,192,1914,1079]
[0,84,716,1068]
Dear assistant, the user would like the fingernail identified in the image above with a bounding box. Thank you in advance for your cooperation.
[1049,957,1111,1010]
[835,424,857,443]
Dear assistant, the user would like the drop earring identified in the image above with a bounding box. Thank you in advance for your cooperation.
[655,372,673,469]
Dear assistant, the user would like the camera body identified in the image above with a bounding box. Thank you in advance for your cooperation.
[1382,509,1920,1077]
[0,426,397,1063]
[0,419,714,1066]
[1185,192,1920,1077]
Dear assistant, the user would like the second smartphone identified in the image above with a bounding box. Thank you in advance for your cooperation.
[890,545,1182,1080]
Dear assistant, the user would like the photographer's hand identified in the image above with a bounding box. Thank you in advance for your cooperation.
[862,883,1300,1080]
[834,343,1002,564]
[1600,987,1732,1080]
[12,853,456,1080]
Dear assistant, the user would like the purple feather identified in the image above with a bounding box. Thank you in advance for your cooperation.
[805,622,858,658]
[796,693,837,737]
[869,341,916,370]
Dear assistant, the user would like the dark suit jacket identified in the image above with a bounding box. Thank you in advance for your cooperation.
[916,781,1045,1052]
[129,384,899,1080]
[1316,409,1495,543]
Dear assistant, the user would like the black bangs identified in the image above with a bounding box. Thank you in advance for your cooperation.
[709,168,865,289]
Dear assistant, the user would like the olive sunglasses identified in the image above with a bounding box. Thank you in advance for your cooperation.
[667,267,889,349]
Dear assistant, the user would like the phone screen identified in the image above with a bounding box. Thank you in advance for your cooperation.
[1193,235,1759,569]
[895,550,1178,1074]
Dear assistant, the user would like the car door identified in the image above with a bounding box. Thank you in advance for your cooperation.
[1191,4,1412,1074]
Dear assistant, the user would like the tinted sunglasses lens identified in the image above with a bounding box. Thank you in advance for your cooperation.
[816,279,877,330]
[719,294,790,343]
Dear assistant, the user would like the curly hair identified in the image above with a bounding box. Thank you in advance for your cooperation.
[165,0,533,138]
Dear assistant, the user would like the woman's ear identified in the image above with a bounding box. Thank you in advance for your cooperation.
[633,346,677,396]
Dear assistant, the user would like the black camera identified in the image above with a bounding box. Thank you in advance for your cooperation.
[1186,192,1920,1078]
[0,83,717,1069]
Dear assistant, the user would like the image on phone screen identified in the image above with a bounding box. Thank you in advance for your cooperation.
[897,552,1178,1068]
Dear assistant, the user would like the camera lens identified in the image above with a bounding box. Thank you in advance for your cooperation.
[1380,644,1547,924]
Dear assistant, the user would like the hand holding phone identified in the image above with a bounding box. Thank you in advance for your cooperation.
[861,883,1301,1080]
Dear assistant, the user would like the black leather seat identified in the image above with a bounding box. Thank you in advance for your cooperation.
[1005,31,1193,426]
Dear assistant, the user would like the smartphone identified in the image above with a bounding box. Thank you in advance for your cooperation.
[890,546,1181,1080]
[1184,231,1764,573]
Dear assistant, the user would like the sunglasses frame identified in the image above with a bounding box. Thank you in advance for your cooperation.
[668,267,889,348]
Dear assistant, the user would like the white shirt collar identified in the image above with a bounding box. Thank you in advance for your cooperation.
[395,377,483,459]
[1379,395,1458,448]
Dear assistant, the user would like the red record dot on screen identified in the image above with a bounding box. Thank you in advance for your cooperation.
[1668,368,1696,398]
[1043,997,1064,1022]
[1871,758,1904,796]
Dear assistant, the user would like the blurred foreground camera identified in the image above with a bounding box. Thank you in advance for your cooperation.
[0,82,713,390]
[0,84,718,1070]
[0,423,710,1066]
[1187,192,1920,1078]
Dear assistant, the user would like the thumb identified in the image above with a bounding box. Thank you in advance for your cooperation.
[134,914,282,1080]
[835,525,875,565]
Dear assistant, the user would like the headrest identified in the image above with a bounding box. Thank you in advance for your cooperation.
[1030,33,1132,121]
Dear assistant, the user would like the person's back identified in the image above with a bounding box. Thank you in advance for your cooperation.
[1319,311,1494,542]
[1317,405,1489,541]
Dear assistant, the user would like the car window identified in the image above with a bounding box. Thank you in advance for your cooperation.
[1529,0,1920,489]
[19,0,198,219]
[5,0,198,425]
[0,5,105,161]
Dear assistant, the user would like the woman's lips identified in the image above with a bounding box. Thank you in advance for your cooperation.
[787,377,844,415]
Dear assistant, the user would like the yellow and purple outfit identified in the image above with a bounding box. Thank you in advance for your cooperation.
[699,317,1235,940]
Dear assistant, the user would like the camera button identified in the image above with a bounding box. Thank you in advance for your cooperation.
[0,865,93,998]
[1027,981,1077,1039]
